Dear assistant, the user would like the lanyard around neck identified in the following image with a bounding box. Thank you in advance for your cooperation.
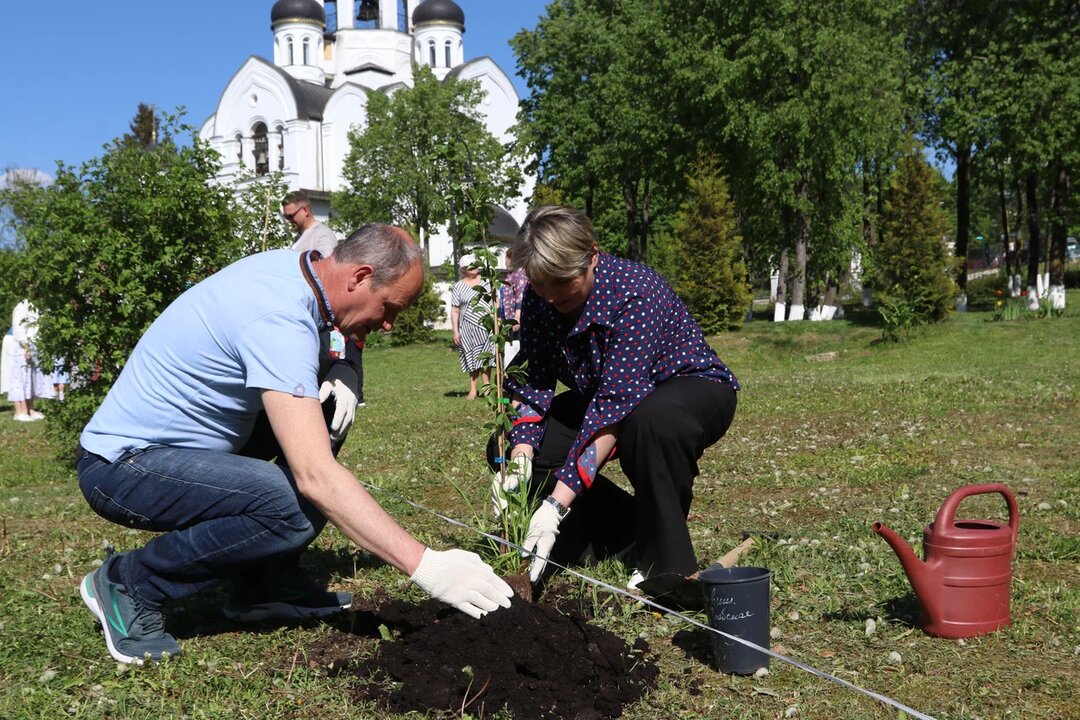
[300,250,337,330]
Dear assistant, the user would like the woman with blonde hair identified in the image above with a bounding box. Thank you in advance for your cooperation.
[490,206,740,596]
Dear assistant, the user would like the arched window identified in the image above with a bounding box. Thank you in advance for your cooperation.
[287,36,295,65]
[252,123,269,176]
[302,37,310,65]
[428,40,436,67]
[397,0,408,32]
[444,40,452,68]
[357,0,379,29]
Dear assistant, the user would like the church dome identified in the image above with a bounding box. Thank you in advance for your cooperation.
[271,0,326,28]
[412,0,465,30]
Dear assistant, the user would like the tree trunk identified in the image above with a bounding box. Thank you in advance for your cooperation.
[1013,178,1025,294]
[788,180,810,321]
[624,178,643,262]
[955,145,972,303]
[998,174,1014,292]
[1048,164,1069,309]
[1024,171,1042,306]
[774,246,789,322]
[640,177,650,263]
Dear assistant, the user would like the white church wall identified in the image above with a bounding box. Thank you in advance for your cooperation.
[330,30,413,89]
[323,84,371,189]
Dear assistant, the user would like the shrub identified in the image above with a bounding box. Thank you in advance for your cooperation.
[672,157,752,333]
[387,272,444,346]
[878,292,921,342]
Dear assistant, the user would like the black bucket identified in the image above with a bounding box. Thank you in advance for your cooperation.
[698,565,772,674]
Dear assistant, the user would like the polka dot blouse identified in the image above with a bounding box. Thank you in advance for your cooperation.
[506,253,739,494]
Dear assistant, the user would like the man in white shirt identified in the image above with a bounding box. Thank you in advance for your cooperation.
[282,190,338,256]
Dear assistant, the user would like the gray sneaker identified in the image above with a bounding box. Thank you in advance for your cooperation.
[79,554,181,664]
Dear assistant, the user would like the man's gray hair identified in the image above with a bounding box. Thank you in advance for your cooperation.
[511,206,597,282]
[334,224,421,288]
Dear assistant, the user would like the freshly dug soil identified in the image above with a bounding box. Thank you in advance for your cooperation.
[322,597,658,718]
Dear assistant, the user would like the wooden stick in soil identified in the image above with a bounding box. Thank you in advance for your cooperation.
[716,537,755,568]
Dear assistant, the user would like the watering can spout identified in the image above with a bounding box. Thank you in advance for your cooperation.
[872,521,940,622]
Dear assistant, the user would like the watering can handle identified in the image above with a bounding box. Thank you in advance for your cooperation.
[935,483,1019,544]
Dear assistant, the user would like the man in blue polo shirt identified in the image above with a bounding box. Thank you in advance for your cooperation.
[77,224,512,665]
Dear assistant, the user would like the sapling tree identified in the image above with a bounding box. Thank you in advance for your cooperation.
[463,246,535,575]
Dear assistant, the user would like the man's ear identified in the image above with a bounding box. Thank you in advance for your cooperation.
[349,264,375,290]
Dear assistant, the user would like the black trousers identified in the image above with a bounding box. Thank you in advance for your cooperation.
[490,376,737,579]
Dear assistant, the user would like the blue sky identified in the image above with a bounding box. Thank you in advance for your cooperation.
[0,1,548,179]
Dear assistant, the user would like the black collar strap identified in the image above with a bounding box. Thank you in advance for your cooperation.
[299,250,337,330]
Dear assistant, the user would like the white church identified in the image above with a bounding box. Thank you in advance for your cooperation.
[199,0,532,270]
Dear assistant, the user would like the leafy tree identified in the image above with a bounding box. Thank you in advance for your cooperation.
[333,65,521,267]
[907,0,1011,302]
[672,158,751,332]
[874,142,956,332]
[0,111,273,455]
[982,0,1078,302]
[513,0,683,262]
[0,248,23,325]
[677,0,906,319]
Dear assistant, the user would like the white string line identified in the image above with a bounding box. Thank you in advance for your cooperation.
[362,480,938,720]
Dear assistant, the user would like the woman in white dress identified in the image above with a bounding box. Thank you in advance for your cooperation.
[8,299,54,421]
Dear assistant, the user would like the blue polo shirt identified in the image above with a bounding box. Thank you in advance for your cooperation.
[81,250,323,461]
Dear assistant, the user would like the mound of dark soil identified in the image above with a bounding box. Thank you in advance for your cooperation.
[327,597,658,718]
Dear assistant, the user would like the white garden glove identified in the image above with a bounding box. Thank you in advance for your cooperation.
[409,548,514,619]
[318,362,358,441]
[521,498,568,583]
[490,455,533,516]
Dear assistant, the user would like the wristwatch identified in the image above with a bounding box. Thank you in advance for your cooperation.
[543,495,571,520]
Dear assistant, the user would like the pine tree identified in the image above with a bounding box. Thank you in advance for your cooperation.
[672,158,752,333]
[122,103,160,149]
[876,144,956,326]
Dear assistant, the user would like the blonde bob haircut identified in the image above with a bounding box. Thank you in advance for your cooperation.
[511,206,597,282]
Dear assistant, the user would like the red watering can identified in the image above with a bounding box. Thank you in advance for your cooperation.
[873,483,1019,639]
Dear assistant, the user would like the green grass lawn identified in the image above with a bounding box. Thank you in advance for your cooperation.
[1,296,1077,719]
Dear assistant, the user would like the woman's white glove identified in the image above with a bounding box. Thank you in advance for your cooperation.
[318,362,358,441]
[409,548,514,619]
[490,456,532,516]
[522,499,567,582]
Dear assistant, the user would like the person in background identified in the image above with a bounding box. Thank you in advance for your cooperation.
[498,248,528,366]
[490,206,739,593]
[281,191,338,256]
[77,225,512,665]
[450,254,494,399]
[8,299,54,421]
[52,361,68,402]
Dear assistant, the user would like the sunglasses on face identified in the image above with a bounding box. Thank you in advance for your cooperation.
[283,207,307,222]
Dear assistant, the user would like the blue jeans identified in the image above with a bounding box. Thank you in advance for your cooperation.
[77,446,327,609]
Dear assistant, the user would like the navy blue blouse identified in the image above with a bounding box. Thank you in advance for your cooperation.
[506,253,739,494]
